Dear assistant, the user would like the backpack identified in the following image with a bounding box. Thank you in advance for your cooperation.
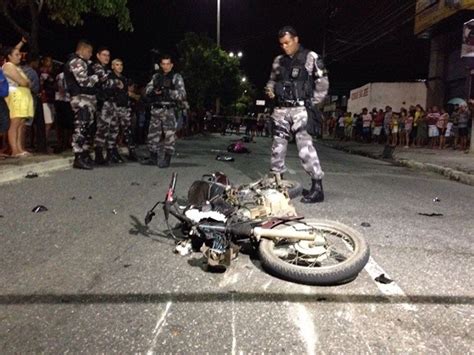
[0,70,9,98]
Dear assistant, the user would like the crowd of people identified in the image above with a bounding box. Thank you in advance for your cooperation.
[0,37,209,165]
[326,103,472,151]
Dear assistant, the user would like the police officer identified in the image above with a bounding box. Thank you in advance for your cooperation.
[64,40,100,170]
[143,55,186,168]
[101,58,137,162]
[91,47,112,164]
[265,26,329,203]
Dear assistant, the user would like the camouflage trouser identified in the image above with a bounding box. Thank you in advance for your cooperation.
[118,106,135,149]
[95,101,133,149]
[147,107,176,154]
[271,107,324,179]
[70,95,97,153]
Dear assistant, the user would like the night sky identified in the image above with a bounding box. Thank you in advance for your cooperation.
[1,0,430,95]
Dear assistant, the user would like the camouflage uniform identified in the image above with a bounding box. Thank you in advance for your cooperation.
[92,63,112,148]
[65,55,99,154]
[145,71,186,155]
[266,47,329,180]
[94,72,132,150]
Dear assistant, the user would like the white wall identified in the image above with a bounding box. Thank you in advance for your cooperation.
[347,82,428,113]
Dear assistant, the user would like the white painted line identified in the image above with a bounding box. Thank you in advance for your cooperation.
[231,293,237,355]
[364,256,417,311]
[219,272,240,288]
[290,303,318,355]
[147,301,172,354]
[287,168,296,175]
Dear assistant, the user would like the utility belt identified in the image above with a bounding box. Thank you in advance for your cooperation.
[277,100,306,108]
[151,101,176,109]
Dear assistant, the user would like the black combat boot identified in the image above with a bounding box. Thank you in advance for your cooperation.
[158,152,172,168]
[94,147,108,165]
[73,153,93,170]
[106,149,119,164]
[127,147,138,161]
[300,179,324,203]
[82,151,95,166]
[141,151,158,166]
[112,148,125,163]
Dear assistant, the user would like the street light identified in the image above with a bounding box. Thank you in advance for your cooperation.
[217,0,220,47]
[241,77,247,83]
[229,51,235,57]
[237,51,243,58]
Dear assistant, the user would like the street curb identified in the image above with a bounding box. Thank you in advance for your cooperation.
[319,141,474,187]
[0,157,73,184]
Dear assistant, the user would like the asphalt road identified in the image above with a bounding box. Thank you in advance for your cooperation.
[0,134,473,353]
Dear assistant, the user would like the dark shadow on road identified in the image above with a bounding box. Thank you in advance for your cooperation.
[0,293,472,305]
[128,214,172,244]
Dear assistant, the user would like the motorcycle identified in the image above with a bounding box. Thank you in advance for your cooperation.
[145,172,370,285]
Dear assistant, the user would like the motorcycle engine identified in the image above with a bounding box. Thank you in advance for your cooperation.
[237,188,296,220]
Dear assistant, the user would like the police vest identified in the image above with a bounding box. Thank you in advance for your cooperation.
[274,47,313,102]
[109,72,129,107]
[64,54,96,96]
[152,71,176,102]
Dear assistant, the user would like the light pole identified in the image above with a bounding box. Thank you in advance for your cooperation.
[217,0,221,47]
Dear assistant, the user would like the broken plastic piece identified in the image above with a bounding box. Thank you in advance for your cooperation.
[175,241,193,256]
[32,205,48,213]
[418,212,443,217]
[25,172,38,178]
[361,222,371,227]
[375,273,393,284]
[433,197,440,202]
[112,209,118,215]
[216,155,234,162]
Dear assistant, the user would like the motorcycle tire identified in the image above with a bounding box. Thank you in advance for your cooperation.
[258,219,370,285]
[280,180,303,199]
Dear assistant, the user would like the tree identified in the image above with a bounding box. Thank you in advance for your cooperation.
[177,32,246,111]
[0,0,132,55]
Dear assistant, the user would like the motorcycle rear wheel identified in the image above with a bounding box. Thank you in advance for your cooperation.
[280,180,302,199]
[258,219,369,285]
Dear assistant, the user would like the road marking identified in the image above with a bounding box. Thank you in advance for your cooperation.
[219,271,240,288]
[287,168,296,175]
[290,303,318,355]
[364,256,417,311]
[231,293,237,355]
[147,301,172,354]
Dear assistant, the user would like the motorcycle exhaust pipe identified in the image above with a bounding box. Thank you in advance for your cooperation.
[253,227,325,245]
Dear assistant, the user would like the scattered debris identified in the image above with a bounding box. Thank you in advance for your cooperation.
[32,205,48,213]
[433,197,441,203]
[418,212,443,217]
[123,264,132,268]
[131,182,140,186]
[375,273,393,284]
[227,141,250,153]
[361,222,371,227]
[152,182,158,186]
[70,197,76,200]
[112,209,118,215]
[216,155,234,162]
[88,196,93,200]
[25,172,39,179]
[0,215,4,218]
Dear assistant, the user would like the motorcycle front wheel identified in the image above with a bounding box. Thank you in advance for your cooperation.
[258,219,370,285]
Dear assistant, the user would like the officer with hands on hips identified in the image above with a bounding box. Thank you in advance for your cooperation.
[266,26,329,203]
